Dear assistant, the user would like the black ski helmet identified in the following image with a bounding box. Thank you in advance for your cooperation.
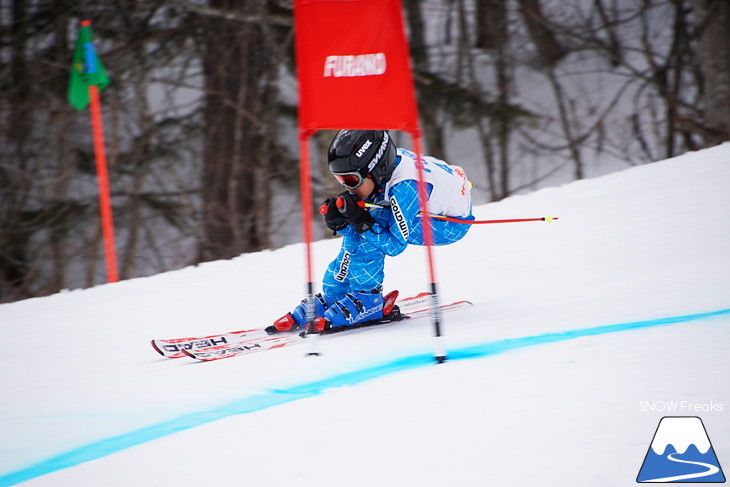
[327,130,397,188]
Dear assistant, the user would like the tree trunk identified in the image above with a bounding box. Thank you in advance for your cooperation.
[475,0,507,50]
[516,0,566,67]
[693,0,730,144]
[403,0,446,158]
[474,0,511,200]
[1,0,32,300]
[199,0,274,261]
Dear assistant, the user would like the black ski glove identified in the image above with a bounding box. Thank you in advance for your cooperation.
[336,191,375,234]
[320,197,349,233]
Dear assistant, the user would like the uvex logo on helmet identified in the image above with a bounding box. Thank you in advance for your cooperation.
[356,140,372,158]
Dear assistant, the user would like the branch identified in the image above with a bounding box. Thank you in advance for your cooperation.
[170,0,292,27]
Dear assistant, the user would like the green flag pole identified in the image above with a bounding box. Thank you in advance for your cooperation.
[68,20,118,283]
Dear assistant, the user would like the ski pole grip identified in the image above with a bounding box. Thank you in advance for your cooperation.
[336,195,366,211]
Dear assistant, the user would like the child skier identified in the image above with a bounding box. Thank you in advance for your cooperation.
[270,129,474,334]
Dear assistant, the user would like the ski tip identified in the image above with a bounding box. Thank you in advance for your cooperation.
[183,349,221,362]
[150,340,166,357]
[181,348,198,360]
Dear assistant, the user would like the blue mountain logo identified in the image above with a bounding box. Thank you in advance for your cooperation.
[637,416,725,483]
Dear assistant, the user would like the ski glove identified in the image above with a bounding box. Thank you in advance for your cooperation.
[320,197,349,233]
[336,191,375,234]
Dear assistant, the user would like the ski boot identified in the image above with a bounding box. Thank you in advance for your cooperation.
[314,289,401,333]
[266,293,332,335]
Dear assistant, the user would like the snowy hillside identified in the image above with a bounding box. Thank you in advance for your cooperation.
[1,144,729,486]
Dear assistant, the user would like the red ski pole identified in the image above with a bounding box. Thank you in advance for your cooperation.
[365,203,558,225]
[431,215,558,224]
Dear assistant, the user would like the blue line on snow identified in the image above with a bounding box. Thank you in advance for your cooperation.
[1,307,729,486]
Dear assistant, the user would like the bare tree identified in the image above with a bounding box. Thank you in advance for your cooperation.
[403,0,448,158]
[198,0,284,261]
[475,0,515,198]
[516,0,566,67]
[0,1,203,301]
[692,0,730,144]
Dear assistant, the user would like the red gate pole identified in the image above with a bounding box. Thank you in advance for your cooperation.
[299,131,319,356]
[411,132,446,363]
[88,82,119,283]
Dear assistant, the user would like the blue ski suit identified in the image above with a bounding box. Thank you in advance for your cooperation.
[322,148,474,301]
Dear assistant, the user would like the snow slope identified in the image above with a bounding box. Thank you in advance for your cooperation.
[1,144,729,486]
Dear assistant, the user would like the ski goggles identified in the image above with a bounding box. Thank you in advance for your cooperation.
[332,170,367,190]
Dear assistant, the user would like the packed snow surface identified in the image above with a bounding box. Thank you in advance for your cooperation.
[1,144,729,486]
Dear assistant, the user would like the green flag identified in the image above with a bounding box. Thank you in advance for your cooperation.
[68,21,110,110]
